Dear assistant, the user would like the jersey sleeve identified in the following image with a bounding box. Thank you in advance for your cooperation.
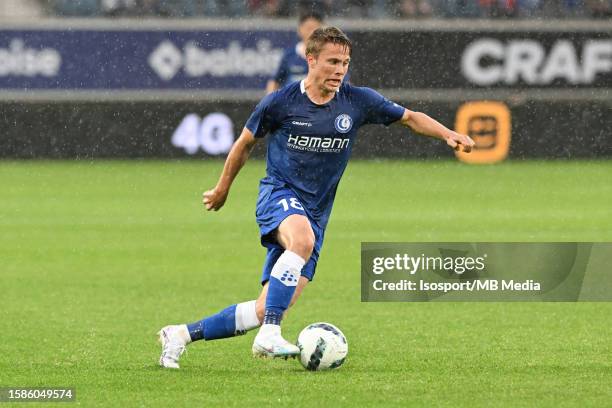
[245,92,279,139]
[357,87,405,126]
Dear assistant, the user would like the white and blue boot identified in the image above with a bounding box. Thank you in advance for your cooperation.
[158,325,188,369]
[252,324,300,359]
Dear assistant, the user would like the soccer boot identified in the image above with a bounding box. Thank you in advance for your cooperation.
[158,325,187,369]
[252,325,300,358]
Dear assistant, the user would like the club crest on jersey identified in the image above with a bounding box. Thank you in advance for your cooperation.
[334,114,353,134]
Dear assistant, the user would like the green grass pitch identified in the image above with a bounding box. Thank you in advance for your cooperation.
[1,160,611,406]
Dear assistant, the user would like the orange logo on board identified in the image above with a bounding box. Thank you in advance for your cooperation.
[455,101,511,164]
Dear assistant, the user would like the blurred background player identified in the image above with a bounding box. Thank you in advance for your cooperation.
[158,26,474,368]
[265,11,324,94]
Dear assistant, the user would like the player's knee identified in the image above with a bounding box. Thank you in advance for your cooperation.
[291,233,314,260]
[304,233,316,258]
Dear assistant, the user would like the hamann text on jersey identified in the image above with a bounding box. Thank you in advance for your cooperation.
[246,80,405,229]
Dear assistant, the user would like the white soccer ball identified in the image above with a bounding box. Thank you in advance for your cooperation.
[296,322,348,371]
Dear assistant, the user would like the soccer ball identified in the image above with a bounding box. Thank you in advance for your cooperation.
[296,322,348,371]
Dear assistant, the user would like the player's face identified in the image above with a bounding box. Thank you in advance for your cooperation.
[309,43,350,93]
[298,18,322,42]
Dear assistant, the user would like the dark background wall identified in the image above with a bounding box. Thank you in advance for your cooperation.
[2,100,610,159]
[1,22,610,159]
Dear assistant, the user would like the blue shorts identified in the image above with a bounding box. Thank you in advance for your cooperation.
[255,180,325,284]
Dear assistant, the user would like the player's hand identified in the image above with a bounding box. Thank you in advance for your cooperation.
[202,187,228,211]
[445,132,475,153]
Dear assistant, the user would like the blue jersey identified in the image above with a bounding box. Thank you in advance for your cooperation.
[246,80,405,229]
[273,43,351,88]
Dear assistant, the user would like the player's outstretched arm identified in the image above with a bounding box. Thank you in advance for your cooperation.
[399,109,475,153]
[202,128,258,211]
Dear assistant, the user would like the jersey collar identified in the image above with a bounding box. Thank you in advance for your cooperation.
[300,79,340,94]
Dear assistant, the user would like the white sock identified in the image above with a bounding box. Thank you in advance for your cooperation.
[270,250,305,287]
[235,300,261,334]
[257,323,281,337]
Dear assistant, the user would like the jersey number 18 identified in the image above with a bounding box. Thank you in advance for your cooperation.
[277,198,304,211]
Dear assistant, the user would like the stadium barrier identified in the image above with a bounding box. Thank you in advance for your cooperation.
[1,19,610,159]
[2,100,610,159]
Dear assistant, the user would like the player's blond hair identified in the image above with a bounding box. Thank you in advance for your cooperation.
[305,26,352,57]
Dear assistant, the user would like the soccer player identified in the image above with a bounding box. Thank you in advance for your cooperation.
[158,26,474,368]
[265,12,324,94]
